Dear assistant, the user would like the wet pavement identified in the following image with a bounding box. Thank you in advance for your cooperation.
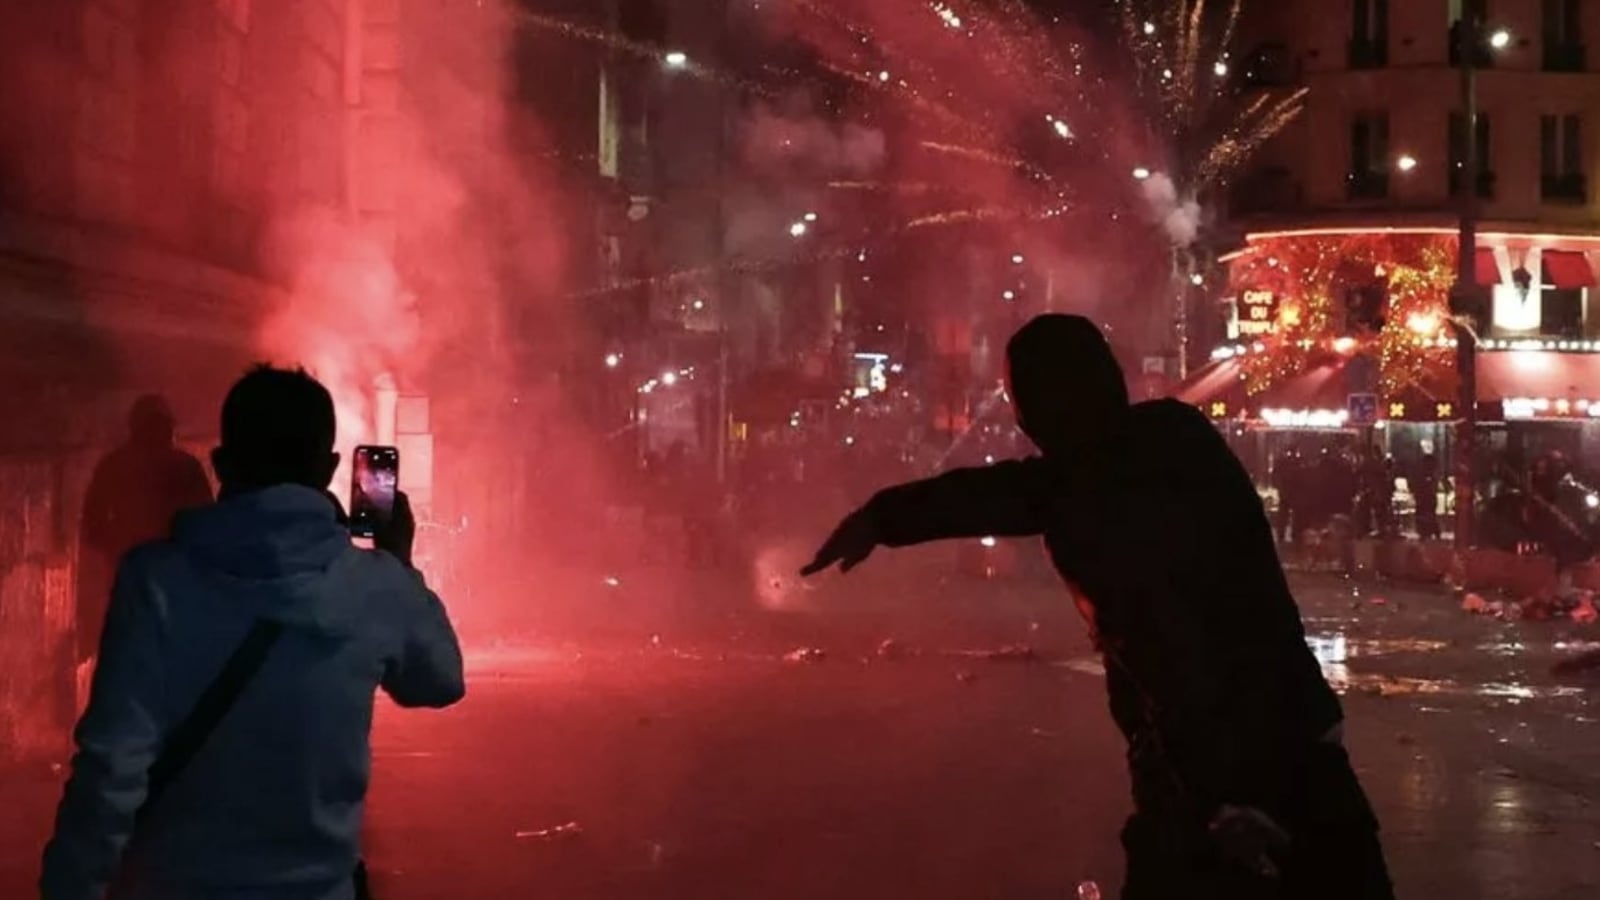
[5,558,1599,899]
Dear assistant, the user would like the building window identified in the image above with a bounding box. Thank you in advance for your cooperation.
[1540,114,1585,203]
[1448,112,1494,197]
[1450,0,1489,26]
[1543,0,1585,71]
[1449,0,1495,67]
[1350,0,1389,68]
[1348,113,1390,200]
[1542,286,1584,337]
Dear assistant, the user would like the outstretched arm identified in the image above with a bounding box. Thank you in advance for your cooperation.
[802,458,1053,575]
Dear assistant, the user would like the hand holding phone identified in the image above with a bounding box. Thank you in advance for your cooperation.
[350,446,400,539]
[374,491,416,567]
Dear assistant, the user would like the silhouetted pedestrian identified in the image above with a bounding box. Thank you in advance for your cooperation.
[1412,454,1440,540]
[803,315,1392,900]
[44,366,464,900]
[77,396,213,669]
[1274,446,1306,543]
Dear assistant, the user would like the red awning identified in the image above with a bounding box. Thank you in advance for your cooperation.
[1263,357,1353,410]
[1542,251,1595,289]
[1175,358,1240,402]
[1476,351,1600,402]
[1173,358,1248,415]
[1475,248,1499,286]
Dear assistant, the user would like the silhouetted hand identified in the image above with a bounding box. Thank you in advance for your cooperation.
[800,508,879,576]
[1209,804,1291,879]
[375,491,416,568]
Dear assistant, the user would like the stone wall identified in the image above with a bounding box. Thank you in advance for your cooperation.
[0,223,266,764]
[0,456,76,762]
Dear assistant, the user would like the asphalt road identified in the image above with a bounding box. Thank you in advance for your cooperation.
[6,551,1600,899]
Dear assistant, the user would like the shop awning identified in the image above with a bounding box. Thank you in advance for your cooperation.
[1173,357,1249,417]
[1475,248,1499,286]
[1542,251,1595,289]
[1475,350,1600,403]
[1265,357,1352,410]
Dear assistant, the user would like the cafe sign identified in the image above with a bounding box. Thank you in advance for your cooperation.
[1237,289,1279,336]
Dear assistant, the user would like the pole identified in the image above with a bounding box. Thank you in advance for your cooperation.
[1453,14,1480,548]
[1174,244,1190,380]
[716,326,729,483]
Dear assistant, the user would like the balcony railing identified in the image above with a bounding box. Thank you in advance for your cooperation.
[1347,37,1388,69]
[1448,169,1497,199]
[1346,170,1390,201]
[1543,43,1586,72]
[1541,172,1588,203]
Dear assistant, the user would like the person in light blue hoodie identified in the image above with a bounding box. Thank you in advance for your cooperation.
[42,365,466,900]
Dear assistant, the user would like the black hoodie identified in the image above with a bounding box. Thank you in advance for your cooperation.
[861,348,1342,825]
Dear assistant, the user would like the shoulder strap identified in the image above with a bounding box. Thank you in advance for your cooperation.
[140,619,285,817]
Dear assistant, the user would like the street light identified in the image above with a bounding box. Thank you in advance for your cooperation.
[1396,154,1418,173]
[1132,167,1152,180]
[1450,20,1510,549]
[663,51,689,69]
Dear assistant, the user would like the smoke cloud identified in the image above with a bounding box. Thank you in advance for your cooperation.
[741,103,888,179]
[1139,172,1202,248]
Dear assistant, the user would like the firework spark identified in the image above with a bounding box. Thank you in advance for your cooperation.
[1117,0,1306,191]
[520,0,1305,321]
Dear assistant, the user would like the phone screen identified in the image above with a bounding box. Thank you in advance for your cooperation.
[350,445,399,539]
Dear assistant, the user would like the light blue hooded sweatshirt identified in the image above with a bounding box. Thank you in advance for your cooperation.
[41,485,465,900]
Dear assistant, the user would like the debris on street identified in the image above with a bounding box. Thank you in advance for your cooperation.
[515,821,583,841]
[1459,588,1600,623]
[983,644,1037,662]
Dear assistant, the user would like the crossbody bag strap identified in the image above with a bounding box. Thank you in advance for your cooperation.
[139,619,285,819]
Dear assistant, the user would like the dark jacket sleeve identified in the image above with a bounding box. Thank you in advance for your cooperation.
[380,568,466,709]
[865,458,1054,546]
[42,554,168,900]
[1111,403,1326,821]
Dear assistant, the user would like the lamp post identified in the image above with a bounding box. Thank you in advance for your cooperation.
[1448,16,1507,549]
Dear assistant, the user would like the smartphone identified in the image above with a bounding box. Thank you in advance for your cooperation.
[350,445,400,539]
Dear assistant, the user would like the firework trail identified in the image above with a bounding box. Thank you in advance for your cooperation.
[1117,0,1307,191]
[516,0,1305,321]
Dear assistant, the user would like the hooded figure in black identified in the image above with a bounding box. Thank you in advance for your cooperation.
[802,315,1392,900]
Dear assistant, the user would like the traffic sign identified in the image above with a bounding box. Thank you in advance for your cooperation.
[1347,393,1379,426]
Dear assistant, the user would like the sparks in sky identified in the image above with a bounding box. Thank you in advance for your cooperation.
[517,0,1306,318]
[1117,0,1307,193]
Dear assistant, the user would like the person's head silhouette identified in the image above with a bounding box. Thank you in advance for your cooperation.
[1004,314,1129,458]
[128,394,177,449]
[211,365,339,496]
